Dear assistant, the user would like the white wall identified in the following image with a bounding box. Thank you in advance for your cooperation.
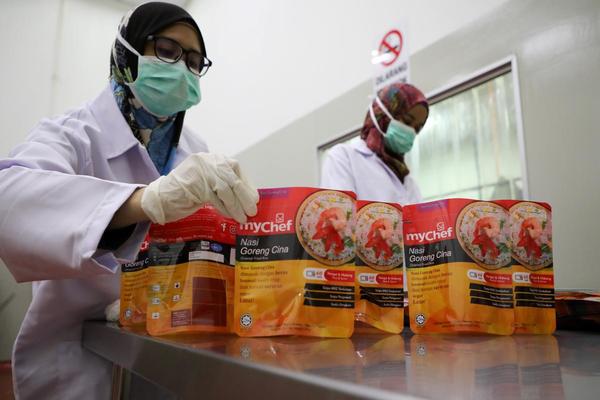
[0,0,127,160]
[0,0,60,156]
[186,0,510,155]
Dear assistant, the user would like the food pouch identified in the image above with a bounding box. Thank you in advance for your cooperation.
[504,201,555,334]
[145,205,237,335]
[354,200,404,333]
[234,187,356,337]
[403,199,514,335]
[119,235,151,326]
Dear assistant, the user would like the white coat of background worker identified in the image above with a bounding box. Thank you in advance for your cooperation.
[321,82,429,204]
[0,3,258,399]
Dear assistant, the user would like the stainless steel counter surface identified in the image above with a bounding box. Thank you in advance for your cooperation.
[82,322,600,400]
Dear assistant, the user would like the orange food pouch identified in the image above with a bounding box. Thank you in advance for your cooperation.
[119,235,151,326]
[403,199,514,335]
[505,201,555,334]
[234,187,356,337]
[145,205,237,335]
[354,200,404,333]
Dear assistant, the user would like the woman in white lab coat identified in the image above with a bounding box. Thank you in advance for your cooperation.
[0,3,258,399]
[321,83,429,204]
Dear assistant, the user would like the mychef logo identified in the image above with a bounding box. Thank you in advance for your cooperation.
[275,213,285,223]
[406,221,453,243]
[241,218,293,234]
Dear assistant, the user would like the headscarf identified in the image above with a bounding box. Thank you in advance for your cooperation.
[110,2,206,174]
[360,83,429,183]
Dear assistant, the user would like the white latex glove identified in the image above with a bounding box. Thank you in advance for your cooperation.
[105,299,120,322]
[141,153,259,224]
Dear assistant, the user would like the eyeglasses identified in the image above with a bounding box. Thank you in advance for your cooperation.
[147,35,212,77]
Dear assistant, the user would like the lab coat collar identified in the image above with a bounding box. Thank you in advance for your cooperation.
[89,85,141,160]
[350,137,375,156]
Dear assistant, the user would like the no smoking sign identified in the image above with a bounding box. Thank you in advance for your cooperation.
[379,29,403,66]
[372,23,410,91]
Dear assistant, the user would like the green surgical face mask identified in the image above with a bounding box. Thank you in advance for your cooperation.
[369,95,416,154]
[116,32,201,117]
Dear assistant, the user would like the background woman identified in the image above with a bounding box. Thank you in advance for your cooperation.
[321,82,429,205]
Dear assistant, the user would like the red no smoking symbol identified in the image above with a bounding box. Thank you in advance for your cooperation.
[378,29,403,67]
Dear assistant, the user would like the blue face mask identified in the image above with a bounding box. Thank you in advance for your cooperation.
[115,32,201,117]
[369,95,417,154]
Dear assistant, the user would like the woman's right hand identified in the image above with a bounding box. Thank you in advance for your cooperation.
[141,153,259,224]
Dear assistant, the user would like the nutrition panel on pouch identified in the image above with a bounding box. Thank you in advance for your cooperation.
[235,187,357,338]
[120,235,151,327]
[144,205,238,335]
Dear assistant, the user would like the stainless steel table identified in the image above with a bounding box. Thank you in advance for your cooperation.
[82,322,600,400]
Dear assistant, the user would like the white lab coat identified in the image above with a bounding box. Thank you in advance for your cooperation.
[320,137,422,205]
[0,86,208,400]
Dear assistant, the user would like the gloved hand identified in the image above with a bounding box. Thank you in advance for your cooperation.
[141,153,259,224]
[105,299,120,322]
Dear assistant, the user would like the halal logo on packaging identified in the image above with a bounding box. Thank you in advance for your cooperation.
[415,313,426,327]
[240,313,253,328]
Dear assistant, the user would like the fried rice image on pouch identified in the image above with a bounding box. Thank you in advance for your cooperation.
[312,207,347,256]
[471,216,501,260]
[509,201,553,269]
[456,202,511,269]
[365,218,394,260]
[296,190,355,266]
